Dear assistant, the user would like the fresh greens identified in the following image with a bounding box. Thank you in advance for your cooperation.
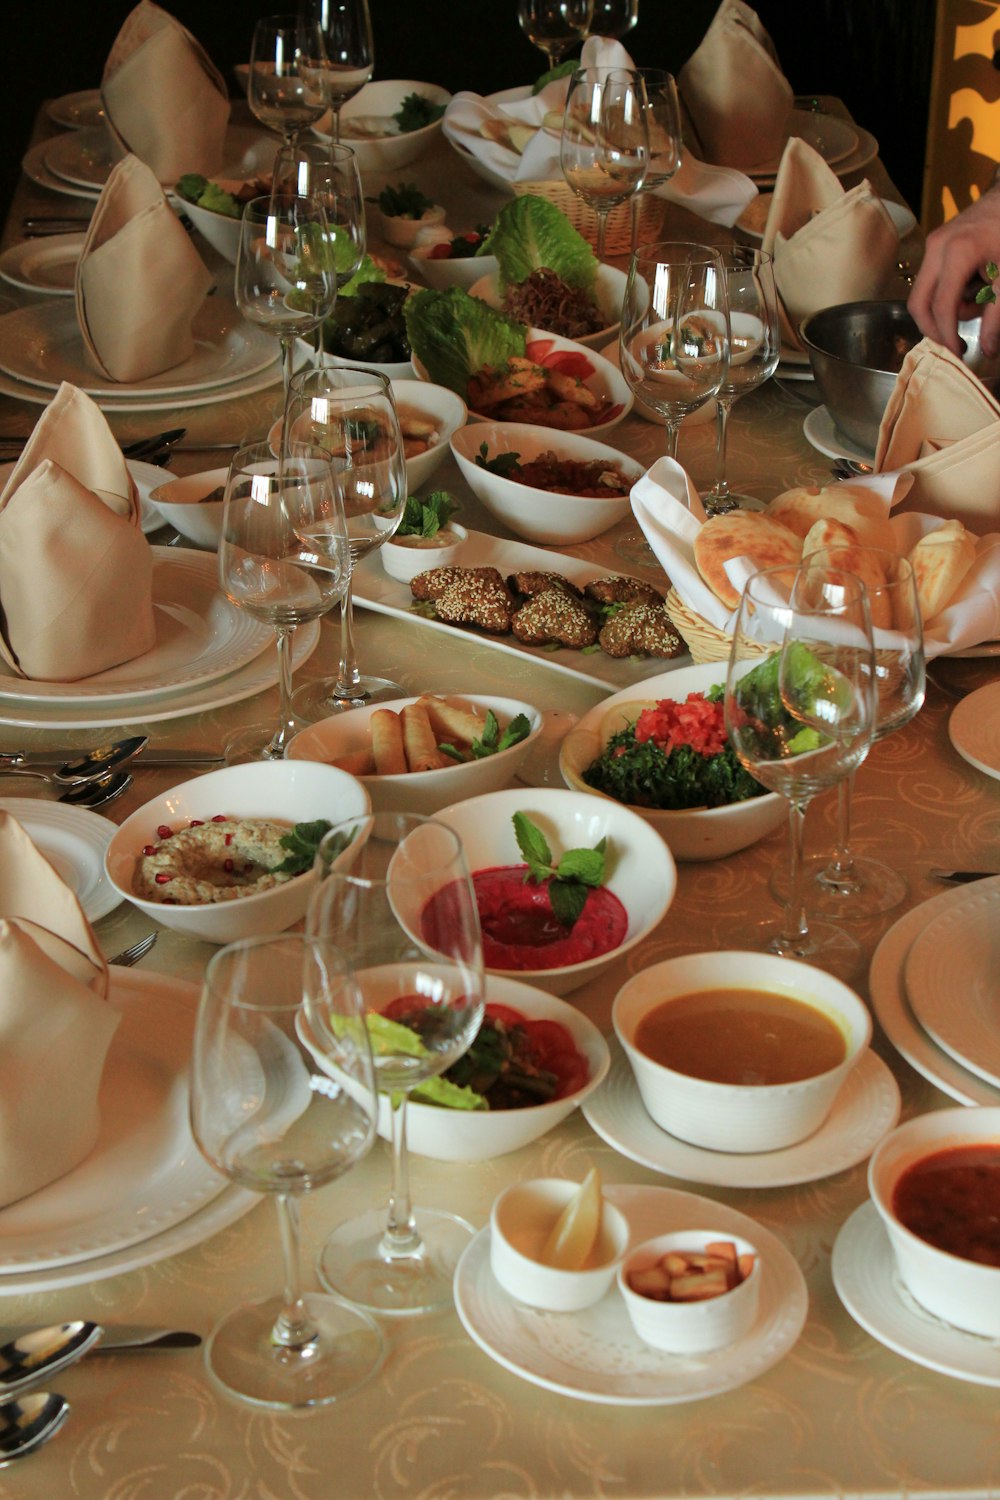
[479,195,598,295]
[439,710,532,763]
[175,173,241,218]
[513,811,607,929]
[339,254,387,297]
[734,644,830,758]
[403,286,526,396]
[976,260,999,306]
[272,819,335,876]
[393,92,446,132]
[365,1014,487,1109]
[475,441,521,477]
[371,182,435,219]
[397,490,458,539]
[531,58,578,94]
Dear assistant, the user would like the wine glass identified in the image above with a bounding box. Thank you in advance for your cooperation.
[248,15,330,148]
[190,933,382,1410]
[630,68,682,251]
[234,194,338,420]
[586,0,639,37]
[218,440,351,764]
[309,0,374,145]
[283,365,408,719]
[307,813,485,1316]
[517,0,594,72]
[703,246,780,515]
[724,564,876,978]
[792,547,926,916]
[561,66,649,262]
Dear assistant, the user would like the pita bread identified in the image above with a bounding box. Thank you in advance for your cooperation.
[908,521,977,622]
[694,512,802,609]
[800,520,893,629]
[766,485,895,552]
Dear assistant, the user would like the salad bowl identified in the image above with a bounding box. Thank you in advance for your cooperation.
[320,79,452,173]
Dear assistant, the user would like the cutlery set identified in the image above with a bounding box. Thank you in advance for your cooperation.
[0,735,224,808]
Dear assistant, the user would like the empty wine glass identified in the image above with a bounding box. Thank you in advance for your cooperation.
[724,564,876,978]
[190,934,381,1410]
[586,0,639,37]
[309,0,374,145]
[561,66,649,261]
[248,15,330,148]
[704,246,780,514]
[307,813,485,1316]
[283,365,408,719]
[630,68,682,251]
[517,0,594,71]
[218,440,351,763]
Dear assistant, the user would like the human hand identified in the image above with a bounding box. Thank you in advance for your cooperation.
[908,184,1000,357]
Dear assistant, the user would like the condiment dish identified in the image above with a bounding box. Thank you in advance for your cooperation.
[613,951,871,1152]
[490,1176,630,1310]
[148,467,226,549]
[380,521,468,582]
[322,79,452,173]
[407,245,500,293]
[467,264,627,353]
[617,1230,760,1353]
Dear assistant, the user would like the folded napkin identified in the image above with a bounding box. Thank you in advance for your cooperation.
[101,1,230,183]
[0,382,156,681]
[678,0,793,170]
[631,458,1000,656]
[0,812,119,1209]
[76,155,212,384]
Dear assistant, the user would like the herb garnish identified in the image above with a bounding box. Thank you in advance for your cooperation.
[475,441,521,477]
[439,710,531,763]
[370,182,435,219]
[393,92,446,133]
[512,811,606,929]
[976,261,999,306]
[273,819,334,875]
[397,490,458,539]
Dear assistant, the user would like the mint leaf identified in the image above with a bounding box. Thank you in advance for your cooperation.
[497,713,531,752]
[549,879,589,928]
[273,819,335,875]
[557,839,606,887]
[512,813,609,930]
[475,441,521,477]
[513,811,553,880]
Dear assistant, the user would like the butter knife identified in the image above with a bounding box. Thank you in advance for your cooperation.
[0,749,223,770]
[929,869,1000,884]
[0,1325,202,1352]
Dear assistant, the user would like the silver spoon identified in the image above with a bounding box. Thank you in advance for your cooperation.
[0,735,147,786]
[59,771,132,809]
[0,1324,101,1397]
[0,1391,70,1466]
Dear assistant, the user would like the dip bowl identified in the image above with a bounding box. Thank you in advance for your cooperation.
[104,761,371,944]
[147,467,226,550]
[868,1106,1000,1338]
[433,786,677,997]
[617,1229,760,1353]
[324,79,452,173]
[379,522,468,583]
[490,1177,630,1311]
[467,263,628,353]
[613,951,871,1152]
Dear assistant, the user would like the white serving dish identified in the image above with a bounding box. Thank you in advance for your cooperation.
[407,247,500,292]
[325,79,452,173]
[391,377,468,489]
[490,1177,630,1310]
[147,467,226,549]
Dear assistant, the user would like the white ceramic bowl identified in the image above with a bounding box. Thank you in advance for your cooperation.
[559,663,788,862]
[380,522,468,582]
[490,1176,631,1310]
[391,377,468,490]
[327,79,452,173]
[868,1106,1000,1338]
[434,786,676,997]
[450,420,641,545]
[286,694,543,815]
[174,195,242,263]
[468,264,628,352]
[617,1229,761,1353]
[378,203,447,249]
[613,951,871,1153]
[602,338,716,428]
[147,467,226,549]
[104,761,371,945]
[413,326,633,438]
[407,248,500,292]
[302,975,610,1162]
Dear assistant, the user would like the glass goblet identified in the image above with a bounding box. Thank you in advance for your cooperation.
[586,0,639,37]
[218,440,350,764]
[309,0,374,145]
[703,246,780,515]
[630,68,682,252]
[248,14,330,148]
[724,563,876,979]
[561,66,649,261]
[190,933,382,1410]
[307,814,486,1316]
[517,0,594,71]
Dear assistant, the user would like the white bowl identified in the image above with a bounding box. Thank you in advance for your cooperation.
[451,420,641,545]
[104,761,371,945]
[490,1176,630,1311]
[559,662,788,862]
[407,248,500,292]
[390,377,467,490]
[286,694,543,814]
[868,1106,1000,1338]
[413,326,633,439]
[378,203,446,249]
[434,786,676,997]
[174,195,242,263]
[147,467,226,549]
[617,1229,761,1353]
[613,951,871,1153]
[602,338,716,428]
[380,521,468,582]
[318,346,415,381]
[468,264,628,352]
[325,79,452,173]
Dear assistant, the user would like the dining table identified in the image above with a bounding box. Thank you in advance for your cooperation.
[1,88,1000,1500]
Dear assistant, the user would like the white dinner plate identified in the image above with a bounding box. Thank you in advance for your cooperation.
[0,233,84,296]
[583,1041,900,1189]
[737,194,916,245]
[22,121,276,202]
[21,138,101,200]
[744,111,858,180]
[948,680,1000,780]
[46,89,105,131]
[832,124,879,179]
[0,549,272,706]
[0,619,318,731]
[44,127,117,191]
[0,797,119,922]
[0,458,166,536]
[454,1183,808,1405]
[903,882,1000,1087]
[0,968,226,1273]
[0,350,291,414]
[352,527,689,692]
[868,881,1000,1108]
[802,405,875,466]
[0,296,279,400]
[832,1201,1000,1386]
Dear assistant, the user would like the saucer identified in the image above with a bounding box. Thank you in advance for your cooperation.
[949,680,1000,780]
[802,405,876,467]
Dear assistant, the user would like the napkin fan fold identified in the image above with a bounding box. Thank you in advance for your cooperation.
[678,0,793,169]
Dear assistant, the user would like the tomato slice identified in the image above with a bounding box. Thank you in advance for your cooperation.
[523,1018,589,1099]
[381,994,427,1021]
[484,1002,526,1028]
[538,350,595,382]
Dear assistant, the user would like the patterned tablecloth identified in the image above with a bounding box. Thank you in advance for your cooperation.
[2,97,1000,1500]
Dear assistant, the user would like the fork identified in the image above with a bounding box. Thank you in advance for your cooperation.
[109,933,158,968]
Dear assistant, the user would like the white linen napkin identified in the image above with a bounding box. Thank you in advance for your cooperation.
[76,155,213,383]
[0,383,156,681]
[678,0,794,170]
[101,1,231,183]
[0,813,120,1209]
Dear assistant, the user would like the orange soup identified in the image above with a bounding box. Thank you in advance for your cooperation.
[633,988,846,1086]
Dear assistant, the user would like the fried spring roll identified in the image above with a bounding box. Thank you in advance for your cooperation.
[328,748,377,776]
[371,709,408,775]
[401,702,451,772]
[418,694,487,748]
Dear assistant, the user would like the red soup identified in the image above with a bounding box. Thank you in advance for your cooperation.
[892,1144,1000,1266]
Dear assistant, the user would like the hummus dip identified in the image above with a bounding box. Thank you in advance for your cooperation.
[133,817,295,905]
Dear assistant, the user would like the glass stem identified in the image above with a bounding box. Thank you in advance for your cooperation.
[818,771,863,895]
[271,1193,316,1348]
[713,396,734,498]
[630,194,640,256]
[280,336,296,435]
[334,577,364,701]
[266,626,297,757]
[380,1092,422,1259]
[664,419,680,461]
[777,796,811,952]
[595,209,607,262]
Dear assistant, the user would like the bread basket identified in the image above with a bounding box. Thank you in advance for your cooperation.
[665,588,769,665]
[511,181,666,258]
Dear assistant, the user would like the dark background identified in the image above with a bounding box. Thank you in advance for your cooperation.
[2,1,936,224]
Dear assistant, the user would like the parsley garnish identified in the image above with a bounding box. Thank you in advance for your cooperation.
[393,93,446,133]
[976,261,999,306]
[512,811,607,929]
[439,710,531,763]
[272,819,335,875]
[475,441,521,478]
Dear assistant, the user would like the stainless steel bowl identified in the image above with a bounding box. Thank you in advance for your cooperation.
[799,300,920,453]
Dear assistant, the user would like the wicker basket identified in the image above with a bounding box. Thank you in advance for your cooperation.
[512,180,666,258]
[666,588,769,665]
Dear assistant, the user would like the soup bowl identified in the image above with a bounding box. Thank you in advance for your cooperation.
[612,950,871,1153]
[868,1106,1000,1338]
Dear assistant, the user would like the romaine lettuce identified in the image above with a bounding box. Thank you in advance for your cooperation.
[403,287,526,396]
[479,195,597,296]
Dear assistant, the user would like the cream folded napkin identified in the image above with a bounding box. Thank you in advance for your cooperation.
[0,382,156,681]
[0,813,119,1209]
[678,0,793,170]
[101,1,230,183]
[76,155,212,384]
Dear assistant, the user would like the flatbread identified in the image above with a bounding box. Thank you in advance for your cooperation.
[908,521,977,622]
[694,512,802,609]
[800,518,893,629]
[767,485,895,552]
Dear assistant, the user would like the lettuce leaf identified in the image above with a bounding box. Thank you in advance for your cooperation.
[403,287,526,396]
[339,252,387,297]
[479,195,597,296]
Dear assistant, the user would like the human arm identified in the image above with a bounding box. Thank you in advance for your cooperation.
[907,178,1000,357]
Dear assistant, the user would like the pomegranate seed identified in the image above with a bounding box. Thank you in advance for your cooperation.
[189,819,204,828]
[224,859,234,873]
[211,814,227,823]
[154,872,173,885]
[161,898,179,905]
[156,824,173,839]
[142,844,157,856]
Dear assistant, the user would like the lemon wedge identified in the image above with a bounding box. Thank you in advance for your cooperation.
[541,1168,603,1270]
